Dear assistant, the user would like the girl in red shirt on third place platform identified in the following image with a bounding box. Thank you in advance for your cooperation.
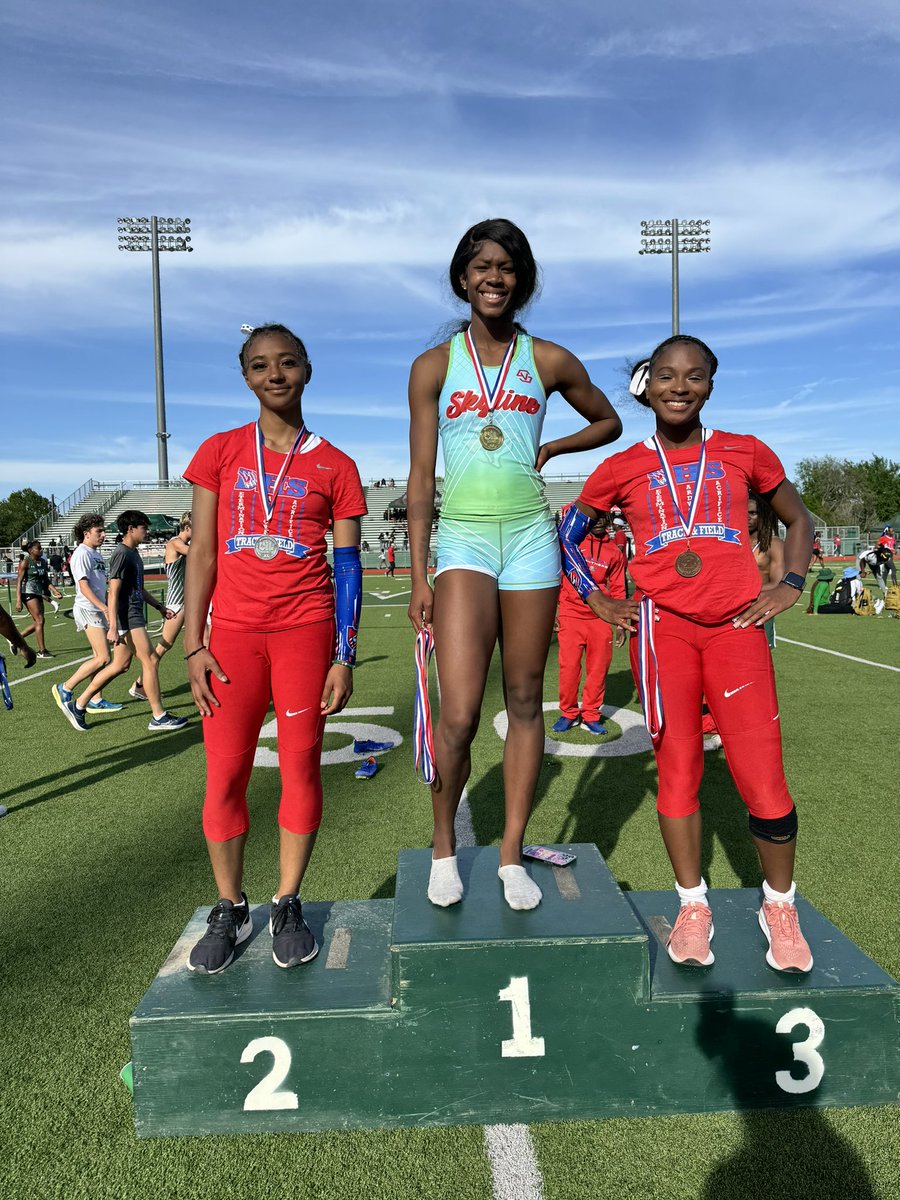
[183,324,366,974]
[559,335,815,973]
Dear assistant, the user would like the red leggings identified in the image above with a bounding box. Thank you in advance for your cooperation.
[202,619,333,841]
[557,615,613,722]
[629,607,792,820]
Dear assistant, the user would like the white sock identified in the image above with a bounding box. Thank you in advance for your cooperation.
[763,879,796,905]
[428,855,463,907]
[498,864,542,911]
[675,878,710,908]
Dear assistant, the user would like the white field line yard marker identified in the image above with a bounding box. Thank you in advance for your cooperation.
[779,637,900,673]
[484,1124,544,1200]
[9,656,91,685]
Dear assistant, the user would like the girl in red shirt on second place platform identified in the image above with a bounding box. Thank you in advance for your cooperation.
[559,334,815,973]
[183,324,366,974]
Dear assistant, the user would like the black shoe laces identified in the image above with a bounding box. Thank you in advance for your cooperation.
[206,900,245,939]
[271,895,305,937]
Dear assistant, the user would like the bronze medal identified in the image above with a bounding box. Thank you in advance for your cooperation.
[479,424,504,451]
[675,549,702,577]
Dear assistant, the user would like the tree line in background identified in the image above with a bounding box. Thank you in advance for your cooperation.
[0,488,52,547]
[796,455,900,532]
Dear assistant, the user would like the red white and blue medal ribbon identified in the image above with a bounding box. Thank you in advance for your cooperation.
[636,597,662,740]
[413,627,437,785]
[651,428,710,546]
[463,328,518,422]
[255,421,308,531]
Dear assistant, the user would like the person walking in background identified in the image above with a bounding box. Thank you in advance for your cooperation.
[16,540,64,659]
[131,511,192,702]
[52,514,123,715]
[553,508,625,735]
[810,531,824,567]
[57,511,186,733]
[385,541,396,577]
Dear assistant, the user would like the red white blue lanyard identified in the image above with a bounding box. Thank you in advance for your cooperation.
[255,422,307,529]
[636,597,663,741]
[464,328,518,417]
[651,429,710,543]
[413,627,437,785]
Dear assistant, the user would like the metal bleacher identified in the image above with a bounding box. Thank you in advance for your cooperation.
[12,475,594,572]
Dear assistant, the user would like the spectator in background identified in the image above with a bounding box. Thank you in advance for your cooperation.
[52,513,123,715]
[57,511,186,733]
[859,545,892,594]
[833,533,841,556]
[877,528,897,585]
[16,540,63,659]
[130,511,192,702]
[811,532,824,567]
[552,510,625,735]
[386,541,396,577]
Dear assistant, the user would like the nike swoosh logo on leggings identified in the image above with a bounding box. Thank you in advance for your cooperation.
[724,683,754,699]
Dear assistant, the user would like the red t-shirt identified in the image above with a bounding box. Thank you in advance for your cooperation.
[184,423,367,632]
[558,532,626,619]
[386,545,395,563]
[579,430,785,623]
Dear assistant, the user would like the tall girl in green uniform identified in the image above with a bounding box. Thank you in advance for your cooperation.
[407,218,622,910]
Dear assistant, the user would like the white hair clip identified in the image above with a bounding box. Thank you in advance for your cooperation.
[240,324,255,334]
[629,360,651,398]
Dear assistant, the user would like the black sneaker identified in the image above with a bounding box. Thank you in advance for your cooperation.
[188,894,252,974]
[148,711,188,732]
[61,697,89,731]
[269,895,318,968]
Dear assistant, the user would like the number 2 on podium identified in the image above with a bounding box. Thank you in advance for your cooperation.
[499,976,545,1058]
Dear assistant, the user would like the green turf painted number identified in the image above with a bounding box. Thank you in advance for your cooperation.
[775,1007,825,1094]
[241,1036,299,1111]
[499,976,546,1058]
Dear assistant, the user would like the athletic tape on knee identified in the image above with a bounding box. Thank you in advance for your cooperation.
[333,546,362,666]
[749,805,798,843]
[558,505,599,602]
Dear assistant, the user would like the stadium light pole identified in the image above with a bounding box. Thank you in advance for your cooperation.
[639,219,710,335]
[117,216,194,484]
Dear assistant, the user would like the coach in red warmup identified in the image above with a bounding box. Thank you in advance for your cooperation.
[552,509,626,735]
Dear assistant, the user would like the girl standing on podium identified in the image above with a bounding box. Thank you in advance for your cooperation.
[407,218,622,911]
[183,324,366,974]
[559,334,815,972]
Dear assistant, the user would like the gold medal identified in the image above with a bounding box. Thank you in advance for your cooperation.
[479,424,504,451]
[675,549,702,577]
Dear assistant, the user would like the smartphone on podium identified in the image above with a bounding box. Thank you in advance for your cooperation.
[522,846,576,867]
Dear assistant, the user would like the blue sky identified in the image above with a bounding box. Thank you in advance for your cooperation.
[2,0,899,503]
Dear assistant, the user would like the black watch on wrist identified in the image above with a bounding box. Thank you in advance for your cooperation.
[781,572,805,591]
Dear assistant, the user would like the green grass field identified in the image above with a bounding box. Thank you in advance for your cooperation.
[2,577,898,1200]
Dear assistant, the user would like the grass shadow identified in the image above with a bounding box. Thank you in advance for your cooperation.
[697,990,876,1199]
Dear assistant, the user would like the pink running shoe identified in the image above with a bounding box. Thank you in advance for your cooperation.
[759,901,814,972]
[666,901,715,966]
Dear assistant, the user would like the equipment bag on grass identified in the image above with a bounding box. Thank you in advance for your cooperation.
[852,586,875,617]
[885,583,900,614]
